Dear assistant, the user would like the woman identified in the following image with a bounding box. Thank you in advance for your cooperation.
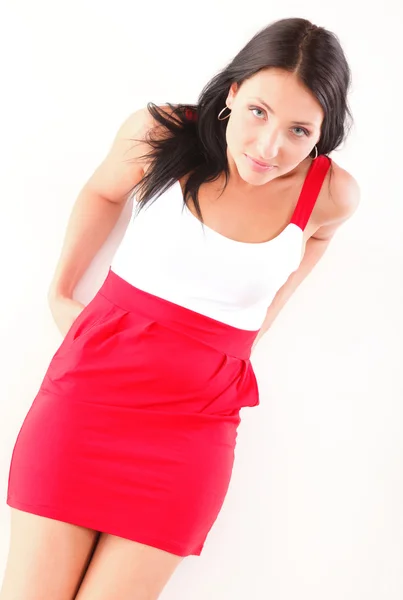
[2,17,360,600]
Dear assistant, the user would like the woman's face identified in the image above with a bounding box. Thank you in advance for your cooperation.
[224,68,325,186]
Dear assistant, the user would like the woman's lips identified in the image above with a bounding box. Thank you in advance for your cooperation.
[245,154,277,172]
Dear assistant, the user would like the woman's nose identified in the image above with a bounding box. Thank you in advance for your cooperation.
[255,128,282,160]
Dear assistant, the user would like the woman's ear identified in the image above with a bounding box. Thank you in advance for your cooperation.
[226,82,239,109]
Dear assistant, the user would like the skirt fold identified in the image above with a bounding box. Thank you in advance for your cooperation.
[7,268,260,556]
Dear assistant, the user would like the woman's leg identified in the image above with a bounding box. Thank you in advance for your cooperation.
[0,508,101,600]
[74,533,183,600]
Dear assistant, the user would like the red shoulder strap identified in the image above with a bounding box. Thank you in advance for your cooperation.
[290,155,332,230]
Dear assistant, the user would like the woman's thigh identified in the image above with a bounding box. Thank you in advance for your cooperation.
[74,533,183,600]
[0,508,101,600]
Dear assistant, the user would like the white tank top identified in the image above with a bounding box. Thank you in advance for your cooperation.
[110,156,331,331]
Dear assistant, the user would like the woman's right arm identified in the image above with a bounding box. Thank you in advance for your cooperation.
[47,106,156,305]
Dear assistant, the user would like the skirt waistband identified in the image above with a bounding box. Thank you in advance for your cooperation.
[99,269,258,361]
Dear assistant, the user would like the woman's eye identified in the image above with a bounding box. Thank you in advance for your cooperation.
[250,107,265,119]
[250,107,310,138]
[293,127,309,137]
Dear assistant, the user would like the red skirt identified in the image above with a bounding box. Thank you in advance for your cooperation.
[7,268,260,556]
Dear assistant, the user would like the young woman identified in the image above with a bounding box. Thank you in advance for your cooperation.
[2,17,360,600]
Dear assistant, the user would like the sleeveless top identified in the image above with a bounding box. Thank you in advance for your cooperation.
[110,155,332,331]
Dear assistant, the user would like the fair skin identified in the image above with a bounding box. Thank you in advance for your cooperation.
[180,69,360,350]
[1,69,360,600]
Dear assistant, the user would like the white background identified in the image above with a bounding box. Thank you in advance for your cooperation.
[0,1,402,598]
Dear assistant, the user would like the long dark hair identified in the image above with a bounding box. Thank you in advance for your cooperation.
[129,17,353,223]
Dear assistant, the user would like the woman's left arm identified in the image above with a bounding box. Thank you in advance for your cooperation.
[251,169,361,352]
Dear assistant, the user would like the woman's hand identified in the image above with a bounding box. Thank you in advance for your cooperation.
[48,295,86,338]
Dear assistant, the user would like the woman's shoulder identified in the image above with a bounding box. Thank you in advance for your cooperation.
[80,105,175,205]
[132,104,179,177]
[328,159,360,221]
[311,157,361,240]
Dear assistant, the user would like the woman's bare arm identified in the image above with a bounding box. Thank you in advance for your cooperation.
[47,107,157,302]
[251,167,361,352]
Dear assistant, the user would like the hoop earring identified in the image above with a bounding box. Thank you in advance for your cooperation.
[218,106,231,120]
[312,145,318,159]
